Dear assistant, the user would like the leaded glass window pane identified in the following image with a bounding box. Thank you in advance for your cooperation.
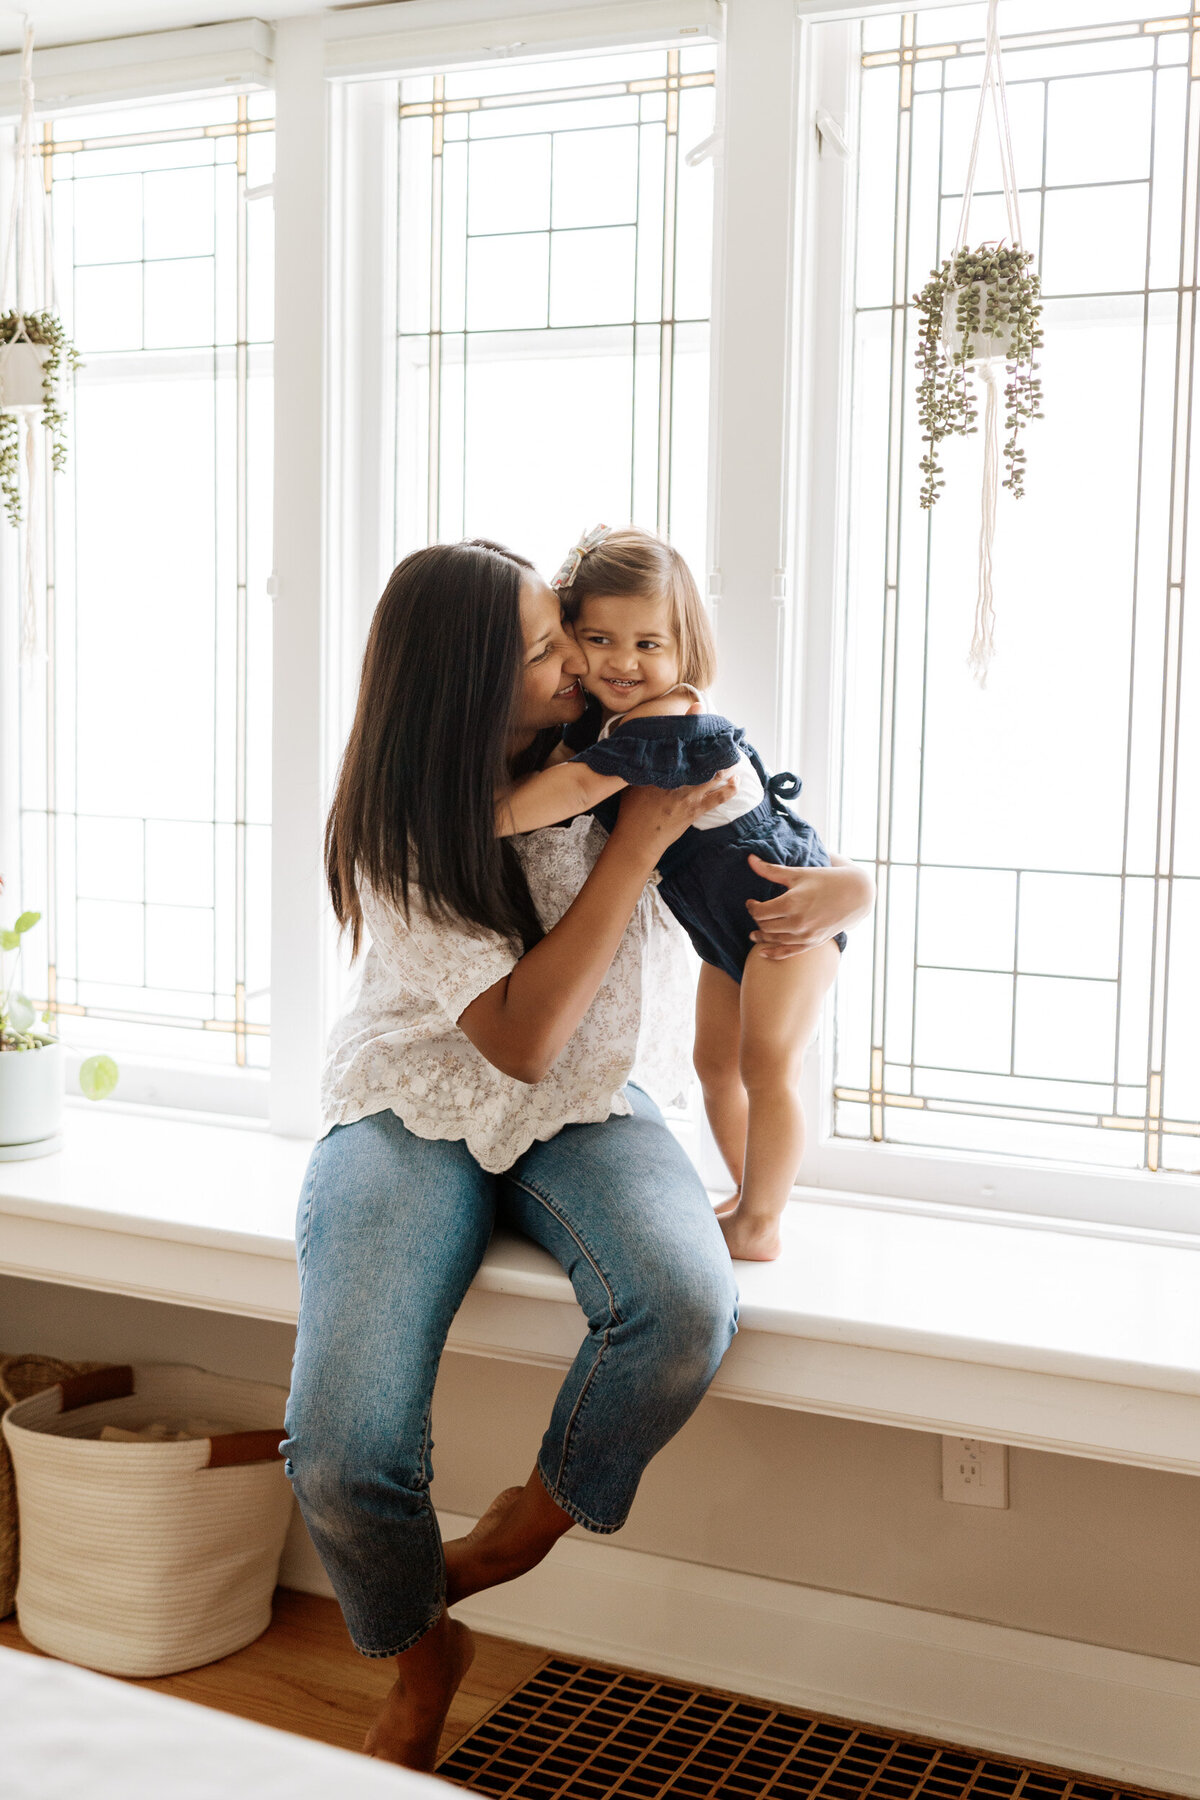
[835,5,1198,1176]
[395,45,716,582]
[15,96,274,1071]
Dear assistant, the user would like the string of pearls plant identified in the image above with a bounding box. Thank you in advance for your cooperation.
[914,243,1044,511]
[0,309,81,527]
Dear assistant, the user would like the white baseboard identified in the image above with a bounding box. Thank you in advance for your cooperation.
[278,1507,1200,1796]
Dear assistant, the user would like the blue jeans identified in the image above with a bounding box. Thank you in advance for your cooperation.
[282,1087,739,1657]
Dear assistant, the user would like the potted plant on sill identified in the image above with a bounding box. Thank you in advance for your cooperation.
[0,906,62,1160]
[1,900,118,1162]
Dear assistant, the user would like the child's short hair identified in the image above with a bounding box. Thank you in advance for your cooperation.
[560,528,717,691]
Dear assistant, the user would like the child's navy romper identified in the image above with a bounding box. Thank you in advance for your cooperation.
[563,697,847,984]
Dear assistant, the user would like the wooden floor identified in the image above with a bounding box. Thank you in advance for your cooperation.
[0,1586,548,1762]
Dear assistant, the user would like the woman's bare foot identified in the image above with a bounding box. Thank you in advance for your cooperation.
[443,1468,575,1606]
[364,1608,475,1769]
[443,1485,522,1605]
[712,1187,741,1219]
[719,1206,783,1262]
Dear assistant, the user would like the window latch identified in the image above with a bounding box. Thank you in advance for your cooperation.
[685,130,721,168]
[815,109,850,159]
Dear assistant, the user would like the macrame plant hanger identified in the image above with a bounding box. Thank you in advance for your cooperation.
[1,17,55,664]
[951,0,1023,684]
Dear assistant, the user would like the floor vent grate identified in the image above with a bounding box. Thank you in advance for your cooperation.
[437,1655,1179,1800]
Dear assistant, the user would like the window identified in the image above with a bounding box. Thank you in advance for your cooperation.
[393,44,716,579]
[828,5,1199,1183]
[13,93,275,1092]
[4,2,1192,1220]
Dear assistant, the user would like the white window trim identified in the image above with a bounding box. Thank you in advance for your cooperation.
[0,20,274,116]
[0,62,282,1126]
[322,0,723,80]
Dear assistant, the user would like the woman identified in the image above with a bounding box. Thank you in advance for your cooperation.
[282,539,870,1769]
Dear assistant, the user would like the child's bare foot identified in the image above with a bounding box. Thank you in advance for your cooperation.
[364,1608,475,1769]
[443,1485,523,1605]
[719,1206,783,1262]
[712,1187,740,1219]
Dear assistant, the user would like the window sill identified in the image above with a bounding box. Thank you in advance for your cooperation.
[0,1106,1197,1475]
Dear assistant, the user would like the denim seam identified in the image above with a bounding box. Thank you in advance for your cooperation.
[418,1391,435,1490]
[351,1494,445,1657]
[536,1453,628,1535]
[503,1174,625,1326]
[550,1322,611,1497]
[295,1143,324,1290]
[352,1597,446,1660]
[505,1173,624,1507]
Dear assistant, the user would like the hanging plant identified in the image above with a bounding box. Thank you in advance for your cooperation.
[915,243,1043,512]
[0,20,84,661]
[911,0,1044,683]
[0,309,81,528]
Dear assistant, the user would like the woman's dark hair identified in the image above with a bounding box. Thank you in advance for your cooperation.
[325,538,551,957]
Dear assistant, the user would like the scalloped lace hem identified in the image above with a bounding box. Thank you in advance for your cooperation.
[318,1091,635,1174]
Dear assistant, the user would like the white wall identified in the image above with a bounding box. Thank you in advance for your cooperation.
[4,1272,1198,1669]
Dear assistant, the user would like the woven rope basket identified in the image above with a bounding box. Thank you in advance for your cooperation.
[2,1362,294,1676]
[0,1354,110,1619]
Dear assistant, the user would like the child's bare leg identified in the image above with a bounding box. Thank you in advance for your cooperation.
[694,962,747,1212]
[720,940,841,1262]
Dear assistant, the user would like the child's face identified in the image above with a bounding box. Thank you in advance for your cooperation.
[572,593,681,714]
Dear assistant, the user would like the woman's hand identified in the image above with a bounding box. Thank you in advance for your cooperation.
[460,769,736,1085]
[609,771,740,869]
[745,853,875,956]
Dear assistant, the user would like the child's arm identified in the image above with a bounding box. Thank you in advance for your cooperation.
[610,693,701,725]
[497,762,628,836]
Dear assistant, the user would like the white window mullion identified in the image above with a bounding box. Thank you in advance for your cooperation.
[794,20,861,1160]
[328,79,400,711]
[706,0,801,771]
[270,17,329,1140]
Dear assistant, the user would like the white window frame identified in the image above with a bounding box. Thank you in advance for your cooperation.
[784,1,1200,1236]
[0,44,283,1127]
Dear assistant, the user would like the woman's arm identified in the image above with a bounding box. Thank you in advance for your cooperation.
[462,774,738,1083]
[497,761,628,835]
[744,851,876,956]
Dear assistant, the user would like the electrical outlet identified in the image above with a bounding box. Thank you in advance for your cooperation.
[941,1436,1009,1508]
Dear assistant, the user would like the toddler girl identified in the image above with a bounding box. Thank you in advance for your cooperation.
[497,526,865,1263]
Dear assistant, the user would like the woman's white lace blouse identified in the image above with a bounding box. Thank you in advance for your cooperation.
[320,816,694,1173]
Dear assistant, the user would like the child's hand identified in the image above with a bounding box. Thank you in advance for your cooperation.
[745,855,875,955]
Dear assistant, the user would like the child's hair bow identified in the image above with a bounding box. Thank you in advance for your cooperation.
[551,523,610,590]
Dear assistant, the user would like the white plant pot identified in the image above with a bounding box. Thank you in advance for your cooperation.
[0,338,49,411]
[940,280,1018,368]
[0,1039,63,1159]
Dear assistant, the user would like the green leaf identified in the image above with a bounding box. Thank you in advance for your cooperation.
[79,1053,119,1102]
[13,911,40,935]
[0,928,18,951]
[8,991,34,1032]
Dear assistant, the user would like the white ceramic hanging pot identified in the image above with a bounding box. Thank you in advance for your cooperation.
[942,275,1021,367]
[0,1040,63,1160]
[940,279,1017,369]
[0,338,49,411]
